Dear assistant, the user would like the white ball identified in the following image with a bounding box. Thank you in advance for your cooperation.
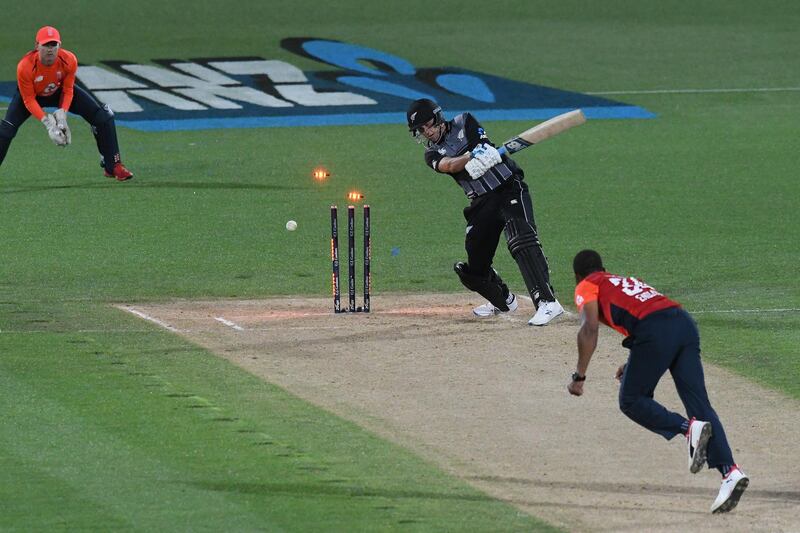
[285,220,297,231]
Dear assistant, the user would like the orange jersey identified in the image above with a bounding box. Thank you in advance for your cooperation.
[574,271,680,336]
[16,48,78,120]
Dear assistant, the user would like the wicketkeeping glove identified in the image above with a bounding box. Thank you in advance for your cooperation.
[41,114,67,146]
[53,109,71,145]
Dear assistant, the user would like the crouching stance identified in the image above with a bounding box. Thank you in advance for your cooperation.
[0,26,133,180]
[567,249,748,513]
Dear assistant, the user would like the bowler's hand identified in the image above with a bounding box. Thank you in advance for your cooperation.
[615,363,626,382]
[568,379,584,396]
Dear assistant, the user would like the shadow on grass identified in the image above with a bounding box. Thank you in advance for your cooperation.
[190,480,495,502]
[194,477,799,503]
[468,476,800,502]
[0,181,303,194]
[191,478,798,514]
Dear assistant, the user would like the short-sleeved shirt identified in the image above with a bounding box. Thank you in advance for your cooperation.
[16,48,78,120]
[423,112,523,198]
[574,271,680,336]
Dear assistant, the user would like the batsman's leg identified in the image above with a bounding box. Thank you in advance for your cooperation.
[458,199,511,311]
[454,262,511,311]
[505,218,555,307]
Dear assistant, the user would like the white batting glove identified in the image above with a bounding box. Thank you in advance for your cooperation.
[465,157,489,179]
[53,109,71,145]
[41,114,67,146]
[474,143,501,167]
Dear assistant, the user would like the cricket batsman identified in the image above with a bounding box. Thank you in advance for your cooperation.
[406,98,564,326]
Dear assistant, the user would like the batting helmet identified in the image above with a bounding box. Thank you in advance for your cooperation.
[406,98,444,132]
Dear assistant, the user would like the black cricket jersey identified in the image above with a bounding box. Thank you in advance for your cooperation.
[424,113,523,198]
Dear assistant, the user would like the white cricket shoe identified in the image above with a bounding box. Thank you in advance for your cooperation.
[473,293,518,318]
[528,300,564,326]
[711,466,749,513]
[687,419,712,473]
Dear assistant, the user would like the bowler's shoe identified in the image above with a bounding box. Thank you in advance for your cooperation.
[711,466,749,513]
[687,418,712,473]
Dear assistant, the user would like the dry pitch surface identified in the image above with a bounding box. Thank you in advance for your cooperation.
[122,293,799,532]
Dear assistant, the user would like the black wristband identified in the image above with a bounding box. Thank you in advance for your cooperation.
[571,372,586,382]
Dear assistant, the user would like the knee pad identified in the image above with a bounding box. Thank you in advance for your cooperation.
[91,104,115,127]
[505,218,553,302]
[506,219,541,256]
[0,119,18,140]
[454,262,509,310]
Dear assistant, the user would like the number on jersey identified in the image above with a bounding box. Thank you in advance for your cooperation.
[608,276,662,302]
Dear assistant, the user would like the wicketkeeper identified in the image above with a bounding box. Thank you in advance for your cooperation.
[406,98,563,326]
[0,26,133,180]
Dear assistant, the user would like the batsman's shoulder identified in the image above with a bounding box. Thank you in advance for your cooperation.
[462,111,481,126]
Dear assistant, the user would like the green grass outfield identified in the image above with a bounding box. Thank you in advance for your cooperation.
[1,1,798,530]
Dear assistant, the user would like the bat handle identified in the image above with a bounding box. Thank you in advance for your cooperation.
[497,146,508,156]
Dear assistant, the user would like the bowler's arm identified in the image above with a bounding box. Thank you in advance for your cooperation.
[576,300,599,375]
[568,300,600,396]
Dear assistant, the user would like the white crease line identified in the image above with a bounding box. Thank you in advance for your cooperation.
[510,294,576,318]
[586,87,800,95]
[246,325,366,331]
[520,295,800,316]
[693,308,799,314]
[214,316,245,331]
[1,329,176,334]
[122,306,180,332]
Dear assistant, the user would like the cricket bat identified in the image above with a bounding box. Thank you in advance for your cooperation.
[497,109,586,156]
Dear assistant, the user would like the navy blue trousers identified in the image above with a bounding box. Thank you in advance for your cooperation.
[0,85,120,172]
[618,307,734,468]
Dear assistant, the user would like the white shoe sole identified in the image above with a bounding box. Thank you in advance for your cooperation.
[689,422,712,473]
[711,476,749,514]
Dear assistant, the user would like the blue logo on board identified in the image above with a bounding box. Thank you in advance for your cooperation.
[0,38,654,131]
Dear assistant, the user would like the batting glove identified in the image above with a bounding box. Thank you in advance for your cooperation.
[53,109,71,145]
[465,157,489,179]
[474,143,501,167]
